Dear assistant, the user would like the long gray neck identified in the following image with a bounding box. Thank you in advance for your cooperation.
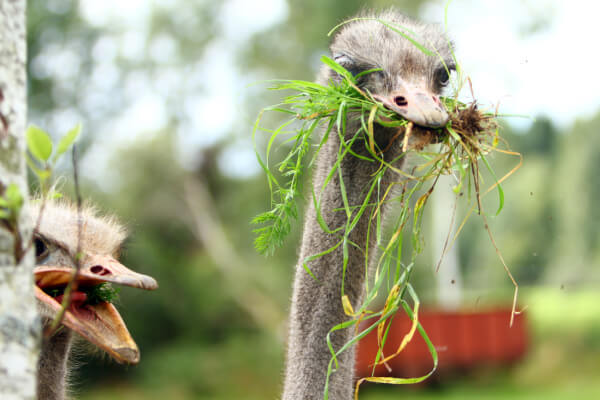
[37,328,73,400]
[282,120,406,400]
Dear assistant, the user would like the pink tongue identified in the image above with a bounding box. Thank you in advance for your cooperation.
[55,290,96,321]
[55,291,88,307]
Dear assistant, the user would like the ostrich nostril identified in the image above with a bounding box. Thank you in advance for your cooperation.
[394,96,408,107]
[90,265,111,276]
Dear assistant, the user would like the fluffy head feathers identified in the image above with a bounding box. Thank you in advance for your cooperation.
[29,198,127,258]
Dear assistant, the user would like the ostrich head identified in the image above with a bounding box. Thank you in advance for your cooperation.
[320,9,455,128]
[31,199,158,364]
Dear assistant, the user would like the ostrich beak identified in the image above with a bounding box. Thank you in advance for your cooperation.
[34,257,158,364]
[372,83,449,128]
[35,255,158,291]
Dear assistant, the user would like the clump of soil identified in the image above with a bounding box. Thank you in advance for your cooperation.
[450,103,497,138]
[398,102,497,153]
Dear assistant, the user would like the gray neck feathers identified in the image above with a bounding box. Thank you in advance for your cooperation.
[282,118,406,400]
[37,329,73,400]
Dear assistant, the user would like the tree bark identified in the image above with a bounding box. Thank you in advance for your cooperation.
[0,1,40,399]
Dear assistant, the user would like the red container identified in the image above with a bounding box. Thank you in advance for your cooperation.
[355,308,528,379]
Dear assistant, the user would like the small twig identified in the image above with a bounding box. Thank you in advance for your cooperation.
[480,210,519,327]
[299,108,337,120]
[467,77,475,101]
[435,193,458,273]
[47,144,83,335]
[402,122,413,152]
[380,126,405,154]
[21,186,49,262]
[471,154,519,327]
[471,162,483,215]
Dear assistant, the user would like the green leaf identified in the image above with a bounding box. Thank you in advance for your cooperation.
[54,123,81,162]
[0,184,23,220]
[49,190,63,199]
[375,20,434,56]
[480,153,505,215]
[354,67,383,80]
[320,56,354,82]
[26,125,53,162]
[327,17,434,56]
[5,184,23,209]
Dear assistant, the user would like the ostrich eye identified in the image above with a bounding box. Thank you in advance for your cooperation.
[333,53,360,75]
[436,64,455,87]
[34,237,49,261]
[437,68,450,86]
[333,53,353,66]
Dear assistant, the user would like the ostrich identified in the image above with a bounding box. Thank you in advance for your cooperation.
[31,199,158,400]
[282,9,454,400]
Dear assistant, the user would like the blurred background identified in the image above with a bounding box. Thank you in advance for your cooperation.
[27,0,600,399]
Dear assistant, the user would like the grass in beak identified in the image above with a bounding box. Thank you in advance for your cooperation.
[85,283,120,305]
[43,282,120,306]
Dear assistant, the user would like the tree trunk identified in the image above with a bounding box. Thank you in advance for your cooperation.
[0,1,39,399]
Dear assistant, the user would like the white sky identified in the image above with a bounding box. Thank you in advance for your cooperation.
[424,0,600,128]
[71,0,599,184]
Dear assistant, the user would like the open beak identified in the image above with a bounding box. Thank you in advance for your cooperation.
[34,256,158,364]
[372,82,449,128]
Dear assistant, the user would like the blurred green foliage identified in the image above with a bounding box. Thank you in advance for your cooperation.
[25,0,600,399]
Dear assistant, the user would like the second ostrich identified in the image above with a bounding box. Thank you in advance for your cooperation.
[32,199,158,400]
[282,9,454,400]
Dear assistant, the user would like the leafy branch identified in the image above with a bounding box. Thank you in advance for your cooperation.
[0,124,81,262]
[26,123,81,195]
